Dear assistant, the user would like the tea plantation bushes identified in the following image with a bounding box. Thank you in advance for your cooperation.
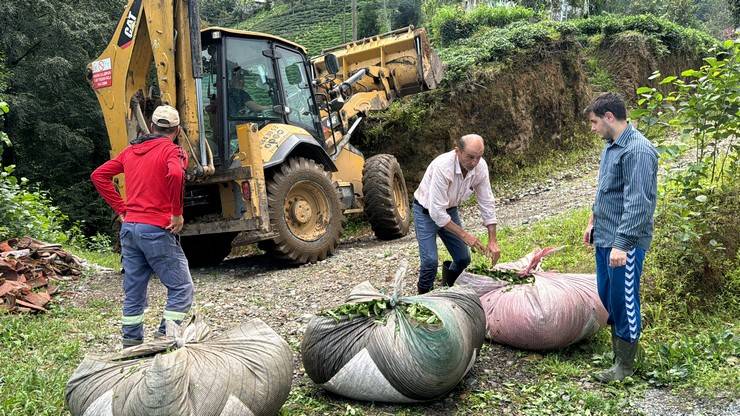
[430,4,536,45]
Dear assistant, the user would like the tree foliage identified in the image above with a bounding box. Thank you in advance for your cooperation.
[592,0,737,35]
[459,0,737,37]
[392,0,422,29]
[0,94,69,242]
[633,39,740,310]
[0,0,124,235]
[358,3,381,38]
[199,0,268,27]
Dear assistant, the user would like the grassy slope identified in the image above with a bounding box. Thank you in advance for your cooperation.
[433,207,737,415]
[235,0,380,55]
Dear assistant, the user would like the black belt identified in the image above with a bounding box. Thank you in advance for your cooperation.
[413,199,456,215]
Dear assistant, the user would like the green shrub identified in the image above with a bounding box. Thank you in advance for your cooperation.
[430,4,536,46]
[430,5,473,45]
[438,20,570,82]
[0,165,69,243]
[572,14,610,36]
[0,101,68,243]
[586,57,617,92]
[642,326,739,388]
[633,39,740,311]
[506,20,559,49]
[572,14,716,55]
[467,5,535,30]
[435,13,714,85]
[477,29,515,61]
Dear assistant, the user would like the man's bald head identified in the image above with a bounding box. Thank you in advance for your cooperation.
[455,134,485,174]
[457,134,484,152]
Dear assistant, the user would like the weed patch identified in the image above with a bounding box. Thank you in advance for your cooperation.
[0,304,110,415]
[463,207,594,274]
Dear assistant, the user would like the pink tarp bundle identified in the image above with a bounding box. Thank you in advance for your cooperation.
[457,248,608,351]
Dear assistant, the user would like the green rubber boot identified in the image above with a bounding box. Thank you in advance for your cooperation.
[594,335,637,382]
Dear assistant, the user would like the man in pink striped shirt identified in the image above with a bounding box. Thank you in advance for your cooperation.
[413,134,500,294]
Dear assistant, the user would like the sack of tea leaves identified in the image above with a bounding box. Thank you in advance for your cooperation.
[457,248,608,350]
[301,261,485,403]
[65,316,292,416]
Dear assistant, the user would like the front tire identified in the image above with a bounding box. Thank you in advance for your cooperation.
[362,154,410,240]
[264,157,343,263]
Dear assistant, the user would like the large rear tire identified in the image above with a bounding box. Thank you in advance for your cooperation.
[362,154,410,240]
[264,157,343,264]
[181,232,237,267]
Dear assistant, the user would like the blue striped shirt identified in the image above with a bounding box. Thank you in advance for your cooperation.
[592,124,658,251]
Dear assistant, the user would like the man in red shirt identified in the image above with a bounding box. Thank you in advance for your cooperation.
[91,105,193,348]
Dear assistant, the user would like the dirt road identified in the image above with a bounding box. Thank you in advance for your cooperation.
[71,155,737,415]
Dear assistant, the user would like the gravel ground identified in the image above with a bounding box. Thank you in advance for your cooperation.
[69,153,738,415]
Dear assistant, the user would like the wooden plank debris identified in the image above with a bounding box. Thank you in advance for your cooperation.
[0,237,83,313]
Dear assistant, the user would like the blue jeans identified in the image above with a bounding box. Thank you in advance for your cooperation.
[413,201,471,292]
[595,246,646,343]
[119,222,193,341]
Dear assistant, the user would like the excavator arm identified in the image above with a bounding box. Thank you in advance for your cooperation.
[88,5,443,265]
[87,0,206,176]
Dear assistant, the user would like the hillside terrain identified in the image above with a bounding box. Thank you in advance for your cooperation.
[236,0,382,54]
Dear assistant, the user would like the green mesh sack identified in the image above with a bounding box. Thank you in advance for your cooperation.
[65,316,292,416]
[301,263,486,403]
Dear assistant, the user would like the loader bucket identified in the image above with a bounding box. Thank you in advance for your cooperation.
[312,26,444,96]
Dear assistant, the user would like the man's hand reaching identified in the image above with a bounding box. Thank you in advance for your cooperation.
[463,232,486,253]
[486,240,501,265]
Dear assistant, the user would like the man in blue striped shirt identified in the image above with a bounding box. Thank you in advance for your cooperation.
[583,93,658,382]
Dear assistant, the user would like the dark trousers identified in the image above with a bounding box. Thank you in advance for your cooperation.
[413,201,471,292]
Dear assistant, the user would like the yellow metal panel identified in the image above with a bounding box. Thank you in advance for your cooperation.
[236,123,269,231]
[340,91,390,121]
[146,0,176,105]
[174,0,200,159]
[256,123,312,163]
[91,0,147,159]
[219,182,236,218]
[332,147,364,196]
[91,0,203,198]
[89,0,198,165]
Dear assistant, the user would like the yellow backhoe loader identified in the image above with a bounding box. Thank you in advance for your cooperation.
[88,0,443,266]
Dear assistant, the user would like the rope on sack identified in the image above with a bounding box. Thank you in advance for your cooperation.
[390,259,408,308]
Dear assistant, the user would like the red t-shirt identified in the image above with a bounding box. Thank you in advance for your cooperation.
[91,136,187,229]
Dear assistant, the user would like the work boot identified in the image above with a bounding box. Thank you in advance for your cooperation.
[442,260,463,287]
[593,336,638,382]
[122,338,143,349]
